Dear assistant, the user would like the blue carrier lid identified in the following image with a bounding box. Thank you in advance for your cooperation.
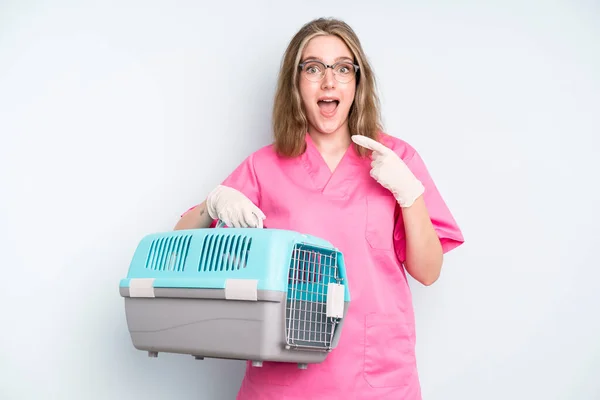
[119,227,350,302]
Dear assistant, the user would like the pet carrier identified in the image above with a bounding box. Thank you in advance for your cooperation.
[119,223,350,369]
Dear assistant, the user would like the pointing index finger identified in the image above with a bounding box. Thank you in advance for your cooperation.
[351,135,391,154]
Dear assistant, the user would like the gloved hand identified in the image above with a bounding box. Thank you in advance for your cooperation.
[206,185,266,228]
[351,135,424,208]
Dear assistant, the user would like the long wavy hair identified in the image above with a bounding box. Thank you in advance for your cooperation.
[272,17,383,158]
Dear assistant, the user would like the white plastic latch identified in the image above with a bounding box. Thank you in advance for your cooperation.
[225,279,258,301]
[129,278,155,298]
[326,283,345,318]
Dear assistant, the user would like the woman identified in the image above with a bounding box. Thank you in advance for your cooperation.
[175,17,464,400]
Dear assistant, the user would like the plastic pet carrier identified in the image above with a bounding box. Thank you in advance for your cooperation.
[119,223,350,369]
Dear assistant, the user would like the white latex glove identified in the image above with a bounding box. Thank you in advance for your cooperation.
[206,185,266,228]
[351,135,425,208]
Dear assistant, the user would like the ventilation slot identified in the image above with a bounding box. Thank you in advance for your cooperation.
[145,235,192,272]
[198,234,252,272]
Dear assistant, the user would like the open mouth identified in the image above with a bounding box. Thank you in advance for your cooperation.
[317,99,339,115]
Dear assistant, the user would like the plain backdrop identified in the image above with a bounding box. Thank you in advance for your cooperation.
[1,1,599,399]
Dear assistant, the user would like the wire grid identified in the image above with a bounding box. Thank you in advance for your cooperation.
[285,245,340,350]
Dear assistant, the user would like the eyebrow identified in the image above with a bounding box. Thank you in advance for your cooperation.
[301,56,354,63]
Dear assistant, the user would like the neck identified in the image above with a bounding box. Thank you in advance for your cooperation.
[308,125,351,155]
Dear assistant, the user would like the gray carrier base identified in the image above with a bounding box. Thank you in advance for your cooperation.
[120,287,349,368]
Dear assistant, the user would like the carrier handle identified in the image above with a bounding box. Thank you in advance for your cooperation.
[214,219,264,229]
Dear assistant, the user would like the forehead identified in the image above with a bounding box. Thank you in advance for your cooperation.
[301,35,354,62]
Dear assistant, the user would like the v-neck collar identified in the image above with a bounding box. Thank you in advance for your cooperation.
[300,132,363,198]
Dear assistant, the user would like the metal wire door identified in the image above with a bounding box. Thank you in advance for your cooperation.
[285,243,342,351]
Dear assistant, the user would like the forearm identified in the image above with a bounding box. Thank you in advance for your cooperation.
[173,201,214,230]
[401,195,443,286]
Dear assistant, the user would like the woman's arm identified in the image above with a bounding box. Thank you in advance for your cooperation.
[401,196,444,286]
[173,200,214,230]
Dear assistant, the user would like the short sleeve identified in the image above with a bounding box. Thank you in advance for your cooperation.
[219,152,262,207]
[393,149,464,262]
[180,153,262,221]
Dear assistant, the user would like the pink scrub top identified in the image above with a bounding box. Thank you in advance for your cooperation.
[191,132,463,399]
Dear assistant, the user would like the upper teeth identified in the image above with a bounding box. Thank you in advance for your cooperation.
[322,100,335,102]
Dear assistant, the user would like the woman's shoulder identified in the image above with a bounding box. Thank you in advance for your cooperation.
[245,142,278,162]
[378,131,419,161]
[236,142,285,171]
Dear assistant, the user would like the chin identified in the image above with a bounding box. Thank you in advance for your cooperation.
[309,117,348,136]
[311,124,342,136]
[323,127,344,135]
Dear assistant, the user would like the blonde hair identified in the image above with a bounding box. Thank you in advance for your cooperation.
[272,17,383,158]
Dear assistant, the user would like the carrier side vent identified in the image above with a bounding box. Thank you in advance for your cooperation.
[145,234,192,272]
[198,234,252,272]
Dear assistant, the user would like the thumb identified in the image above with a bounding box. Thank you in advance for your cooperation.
[253,205,266,220]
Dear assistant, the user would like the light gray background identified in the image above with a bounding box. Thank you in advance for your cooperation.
[1,1,598,399]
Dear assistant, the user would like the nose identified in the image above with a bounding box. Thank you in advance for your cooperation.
[321,67,336,89]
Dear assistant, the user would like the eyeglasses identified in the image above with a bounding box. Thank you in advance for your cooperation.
[298,59,360,83]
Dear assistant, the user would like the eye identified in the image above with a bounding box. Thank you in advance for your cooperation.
[335,63,353,75]
[304,62,322,74]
